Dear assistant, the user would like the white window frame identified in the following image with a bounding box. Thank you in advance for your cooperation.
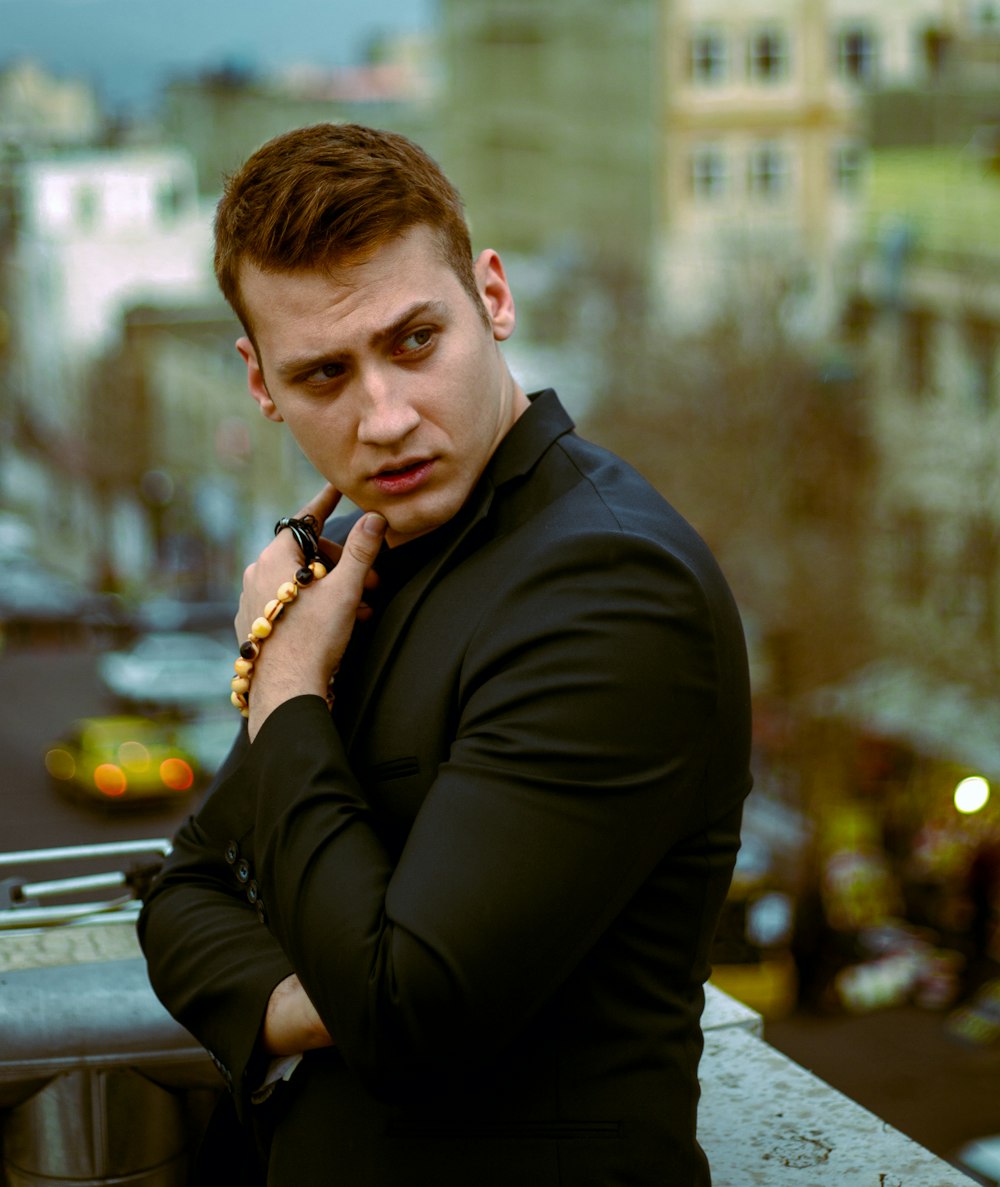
[748,25,790,84]
[837,26,878,84]
[833,142,864,195]
[689,26,728,85]
[690,144,729,201]
[748,142,791,201]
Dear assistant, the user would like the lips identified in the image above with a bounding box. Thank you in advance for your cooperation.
[370,459,435,495]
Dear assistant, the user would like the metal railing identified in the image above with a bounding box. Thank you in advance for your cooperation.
[0,839,171,929]
[0,840,218,1187]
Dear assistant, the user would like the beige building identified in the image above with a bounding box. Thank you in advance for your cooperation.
[440,0,965,328]
[0,60,103,148]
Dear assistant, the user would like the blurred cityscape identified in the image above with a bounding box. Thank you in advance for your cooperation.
[1,0,1000,1145]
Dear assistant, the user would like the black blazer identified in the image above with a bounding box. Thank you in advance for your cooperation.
[139,390,752,1186]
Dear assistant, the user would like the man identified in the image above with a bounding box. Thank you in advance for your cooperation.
[139,123,752,1186]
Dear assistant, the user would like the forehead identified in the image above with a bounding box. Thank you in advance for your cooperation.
[239,227,462,350]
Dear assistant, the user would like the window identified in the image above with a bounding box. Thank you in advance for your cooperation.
[968,0,1000,31]
[748,143,790,200]
[690,145,728,201]
[156,181,186,225]
[479,20,544,46]
[748,27,789,83]
[902,308,934,397]
[960,518,998,646]
[74,184,99,231]
[838,27,878,84]
[965,316,998,412]
[891,511,929,605]
[833,143,864,194]
[689,28,727,85]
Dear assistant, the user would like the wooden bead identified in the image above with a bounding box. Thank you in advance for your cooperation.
[231,690,248,709]
[240,639,260,661]
[277,582,298,602]
[234,657,253,677]
[264,598,284,622]
[231,675,250,694]
[251,617,272,639]
[309,561,328,579]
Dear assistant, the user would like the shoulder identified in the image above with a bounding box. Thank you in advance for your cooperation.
[520,429,733,606]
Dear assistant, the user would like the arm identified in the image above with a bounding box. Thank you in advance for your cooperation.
[139,486,382,1098]
[244,528,748,1098]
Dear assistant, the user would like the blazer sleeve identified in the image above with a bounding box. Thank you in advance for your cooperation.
[138,728,296,1117]
[244,527,749,1101]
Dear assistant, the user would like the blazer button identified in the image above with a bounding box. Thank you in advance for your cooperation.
[235,858,250,883]
[246,879,259,904]
[256,900,266,925]
[224,841,239,865]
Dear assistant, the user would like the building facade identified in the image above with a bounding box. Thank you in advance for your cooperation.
[440,0,966,329]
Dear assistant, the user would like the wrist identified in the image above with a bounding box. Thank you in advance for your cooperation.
[231,558,334,720]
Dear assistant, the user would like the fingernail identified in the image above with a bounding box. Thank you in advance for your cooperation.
[363,513,387,537]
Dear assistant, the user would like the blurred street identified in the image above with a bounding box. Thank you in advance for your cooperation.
[0,640,221,853]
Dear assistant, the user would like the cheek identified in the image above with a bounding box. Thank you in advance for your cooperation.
[284,408,353,466]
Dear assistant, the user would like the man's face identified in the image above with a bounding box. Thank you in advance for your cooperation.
[237,226,528,547]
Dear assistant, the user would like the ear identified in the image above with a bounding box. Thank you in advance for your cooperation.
[474,250,516,342]
[237,337,283,422]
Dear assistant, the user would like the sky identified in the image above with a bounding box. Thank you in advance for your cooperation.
[0,0,435,114]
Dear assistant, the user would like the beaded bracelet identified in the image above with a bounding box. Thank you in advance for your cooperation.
[230,557,330,718]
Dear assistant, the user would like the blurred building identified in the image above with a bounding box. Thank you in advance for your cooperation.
[89,304,312,597]
[803,6,1000,854]
[160,34,438,198]
[0,60,103,149]
[439,0,970,330]
[1,147,216,581]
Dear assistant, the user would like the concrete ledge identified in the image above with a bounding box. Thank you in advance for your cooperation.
[0,918,142,973]
[699,1025,977,1186]
[0,926,978,1184]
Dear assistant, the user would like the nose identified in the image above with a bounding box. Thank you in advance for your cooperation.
[356,368,421,446]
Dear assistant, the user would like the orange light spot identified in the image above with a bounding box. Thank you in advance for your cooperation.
[160,758,194,792]
[93,764,127,797]
[45,748,76,780]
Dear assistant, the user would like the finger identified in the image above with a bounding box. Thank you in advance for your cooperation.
[296,482,342,531]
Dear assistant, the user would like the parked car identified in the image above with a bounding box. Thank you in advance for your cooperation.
[0,561,129,647]
[98,631,234,710]
[44,715,200,808]
[954,1134,1000,1185]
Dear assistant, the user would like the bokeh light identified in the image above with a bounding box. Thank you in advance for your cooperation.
[954,776,990,815]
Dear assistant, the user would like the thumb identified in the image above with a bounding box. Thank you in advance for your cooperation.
[342,512,387,571]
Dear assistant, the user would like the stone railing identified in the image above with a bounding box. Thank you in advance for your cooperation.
[0,843,980,1187]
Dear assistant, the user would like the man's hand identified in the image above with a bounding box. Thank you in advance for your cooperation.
[236,484,387,739]
[261,973,334,1056]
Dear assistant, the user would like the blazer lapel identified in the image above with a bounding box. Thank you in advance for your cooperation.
[342,481,495,750]
[340,389,575,750]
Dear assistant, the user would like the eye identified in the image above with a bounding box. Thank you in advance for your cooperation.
[305,361,346,384]
[397,327,434,354]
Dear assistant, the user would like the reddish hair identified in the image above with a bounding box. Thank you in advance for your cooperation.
[214,123,484,334]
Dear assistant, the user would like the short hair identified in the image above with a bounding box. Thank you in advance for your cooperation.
[214,123,485,336]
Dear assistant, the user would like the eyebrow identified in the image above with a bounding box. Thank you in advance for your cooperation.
[273,300,447,381]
